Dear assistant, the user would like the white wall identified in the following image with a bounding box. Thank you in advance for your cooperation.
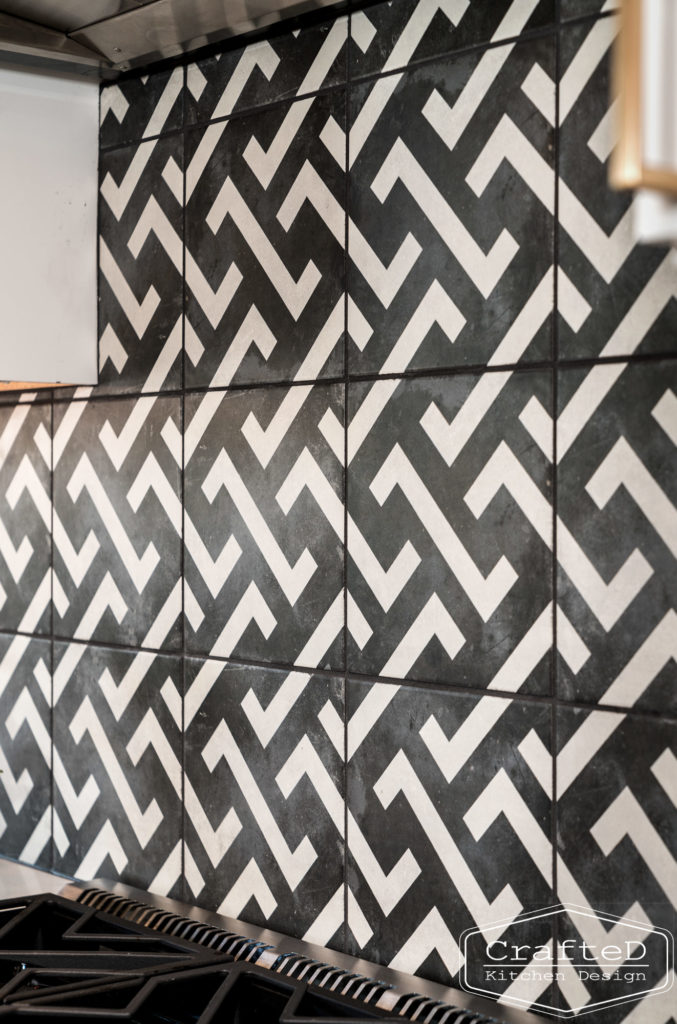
[0,66,98,384]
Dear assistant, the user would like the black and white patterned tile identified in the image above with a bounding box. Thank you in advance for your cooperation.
[52,642,183,895]
[0,637,52,868]
[186,16,348,124]
[346,370,553,692]
[558,17,677,362]
[53,396,182,651]
[95,135,183,397]
[0,389,52,407]
[560,0,618,20]
[556,706,677,1022]
[183,658,344,946]
[348,0,555,81]
[184,383,344,667]
[0,402,51,634]
[345,681,553,1003]
[346,34,555,375]
[184,91,345,389]
[556,361,677,714]
[100,68,184,149]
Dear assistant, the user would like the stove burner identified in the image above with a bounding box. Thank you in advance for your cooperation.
[0,895,498,1024]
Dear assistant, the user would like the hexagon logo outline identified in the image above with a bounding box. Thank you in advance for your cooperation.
[459,902,674,1018]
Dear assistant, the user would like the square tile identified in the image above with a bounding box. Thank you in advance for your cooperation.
[184,383,344,667]
[0,403,51,634]
[94,135,183,396]
[183,658,344,946]
[0,637,52,868]
[52,642,183,896]
[347,371,553,692]
[556,706,677,1021]
[53,396,182,651]
[346,681,553,998]
[558,18,677,360]
[556,361,677,713]
[347,36,555,374]
[186,16,348,124]
[100,67,184,149]
[349,0,555,80]
[184,92,345,389]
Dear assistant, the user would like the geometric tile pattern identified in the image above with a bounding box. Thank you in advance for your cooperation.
[348,33,555,374]
[0,3,673,1022]
[186,17,348,123]
[556,706,677,1021]
[345,682,553,991]
[184,93,345,388]
[556,361,677,715]
[0,636,52,869]
[52,397,182,651]
[0,403,51,634]
[100,67,184,150]
[183,659,344,946]
[558,16,677,362]
[347,371,553,692]
[96,136,184,396]
[52,642,183,896]
[348,0,555,80]
[184,384,344,668]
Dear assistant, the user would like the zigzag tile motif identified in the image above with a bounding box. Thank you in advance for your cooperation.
[52,642,183,895]
[558,16,677,360]
[184,383,344,666]
[95,135,183,396]
[184,658,344,946]
[346,30,555,373]
[100,67,184,149]
[0,403,51,633]
[555,361,677,714]
[556,707,677,1023]
[346,370,553,690]
[184,91,345,387]
[345,681,553,1005]
[0,5,669,1020]
[348,0,555,80]
[0,636,52,868]
[186,16,347,124]
[52,396,182,650]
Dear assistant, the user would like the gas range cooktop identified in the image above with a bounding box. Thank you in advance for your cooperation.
[0,864,544,1024]
[0,881,539,1024]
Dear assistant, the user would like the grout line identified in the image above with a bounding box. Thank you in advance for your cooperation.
[45,349,677,411]
[49,396,55,876]
[552,5,561,1005]
[559,7,618,28]
[0,623,668,723]
[98,10,621,157]
[343,14,351,957]
[180,67,187,906]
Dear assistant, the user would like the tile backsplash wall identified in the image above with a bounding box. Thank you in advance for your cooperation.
[0,0,675,1020]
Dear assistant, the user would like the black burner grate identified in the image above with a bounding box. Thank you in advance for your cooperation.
[0,894,501,1024]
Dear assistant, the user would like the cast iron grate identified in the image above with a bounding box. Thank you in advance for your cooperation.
[0,893,503,1023]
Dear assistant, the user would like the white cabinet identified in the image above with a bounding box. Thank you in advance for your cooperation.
[0,66,98,386]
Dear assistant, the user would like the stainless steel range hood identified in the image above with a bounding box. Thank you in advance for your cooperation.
[0,0,344,78]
